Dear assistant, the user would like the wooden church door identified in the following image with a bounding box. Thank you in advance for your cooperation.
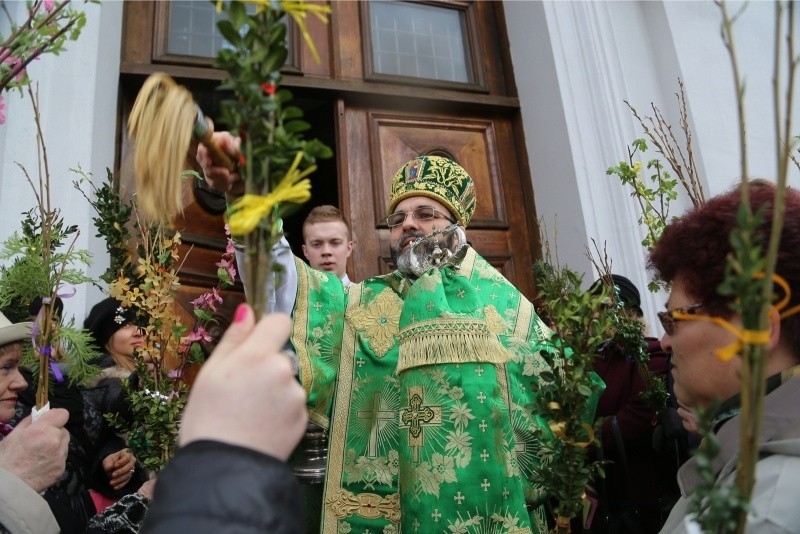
[118,0,542,321]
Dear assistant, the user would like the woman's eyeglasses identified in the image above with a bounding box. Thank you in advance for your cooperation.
[384,206,455,227]
[657,304,704,335]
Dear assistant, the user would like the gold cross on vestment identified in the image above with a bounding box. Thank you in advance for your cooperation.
[356,392,395,458]
[399,386,442,463]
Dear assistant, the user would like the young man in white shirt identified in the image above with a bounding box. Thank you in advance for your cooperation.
[301,205,354,286]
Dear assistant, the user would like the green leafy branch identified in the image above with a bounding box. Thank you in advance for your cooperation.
[607,80,706,293]
[606,139,678,253]
[74,167,134,286]
[106,372,186,473]
[688,401,746,532]
[586,240,668,411]
[531,259,609,531]
[213,0,331,317]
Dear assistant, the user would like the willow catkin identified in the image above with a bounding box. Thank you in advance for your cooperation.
[128,73,196,224]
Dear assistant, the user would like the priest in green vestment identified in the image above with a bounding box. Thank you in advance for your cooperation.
[266,156,586,533]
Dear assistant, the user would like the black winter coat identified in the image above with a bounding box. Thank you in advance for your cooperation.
[141,441,303,533]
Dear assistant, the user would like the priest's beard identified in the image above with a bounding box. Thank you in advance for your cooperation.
[391,231,425,277]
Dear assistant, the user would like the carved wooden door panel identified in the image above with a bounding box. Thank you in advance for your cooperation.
[338,103,538,299]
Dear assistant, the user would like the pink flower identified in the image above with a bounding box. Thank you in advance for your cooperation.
[191,287,223,312]
[185,326,213,344]
[3,55,26,82]
[225,238,236,257]
[43,0,55,11]
[0,94,6,125]
[216,257,237,281]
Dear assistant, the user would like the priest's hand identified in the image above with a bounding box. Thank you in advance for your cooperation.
[179,304,307,461]
[197,131,243,195]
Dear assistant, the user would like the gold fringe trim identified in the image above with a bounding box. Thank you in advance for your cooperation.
[397,320,509,373]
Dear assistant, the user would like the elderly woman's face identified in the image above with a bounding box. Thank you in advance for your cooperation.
[659,276,741,409]
[0,342,27,423]
[106,324,143,360]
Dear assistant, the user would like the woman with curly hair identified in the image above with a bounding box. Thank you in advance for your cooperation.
[653,181,800,532]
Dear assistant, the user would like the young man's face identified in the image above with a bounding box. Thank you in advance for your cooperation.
[302,221,353,279]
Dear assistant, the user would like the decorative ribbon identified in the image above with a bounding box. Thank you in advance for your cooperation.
[30,286,77,383]
[672,273,800,362]
[548,420,595,449]
[227,151,314,235]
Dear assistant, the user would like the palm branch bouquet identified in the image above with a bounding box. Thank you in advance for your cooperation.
[77,170,238,471]
[213,0,332,317]
[530,237,612,532]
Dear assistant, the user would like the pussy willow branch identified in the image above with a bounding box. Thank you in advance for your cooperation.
[586,238,612,283]
[717,3,796,532]
[16,83,80,407]
[717,5,760,530]
[625,89,705,208]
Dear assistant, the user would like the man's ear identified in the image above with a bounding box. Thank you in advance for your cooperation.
[301,244,309,261]
[768,307,782,350]
[346,240,353,257]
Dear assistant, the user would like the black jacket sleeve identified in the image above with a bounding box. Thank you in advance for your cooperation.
[140,440,303,534]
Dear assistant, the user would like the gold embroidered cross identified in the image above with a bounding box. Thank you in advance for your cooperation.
[356,392,395,458]
[399,386,442,463]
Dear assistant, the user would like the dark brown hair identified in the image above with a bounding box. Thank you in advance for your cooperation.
[649,181,800,355]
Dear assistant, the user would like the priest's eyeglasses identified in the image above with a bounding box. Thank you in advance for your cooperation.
[385,206,455,227]
[657,304,704,336]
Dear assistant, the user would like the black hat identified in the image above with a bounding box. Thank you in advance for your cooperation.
[83,298,135,351]
[590,274,643,317]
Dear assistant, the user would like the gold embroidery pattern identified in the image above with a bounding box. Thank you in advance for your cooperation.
[346,288,402,358]
[410,270,440,294]
[325,489,400,522]
[293,257,313,398]
[484,304,508,334]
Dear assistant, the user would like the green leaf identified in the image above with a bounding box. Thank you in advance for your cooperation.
[217,20,242,46]
[263,47,289,74]
[194,308,214,322]
[284,119,311,134]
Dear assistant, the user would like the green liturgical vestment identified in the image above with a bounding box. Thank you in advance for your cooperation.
[292,247,568,534]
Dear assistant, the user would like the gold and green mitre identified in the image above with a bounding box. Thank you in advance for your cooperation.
[388,155,477,226]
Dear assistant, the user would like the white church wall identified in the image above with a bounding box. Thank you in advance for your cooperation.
[506,0,799,333]
[0,1,123,324]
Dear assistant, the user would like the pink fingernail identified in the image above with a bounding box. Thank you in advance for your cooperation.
[234,303,248,324]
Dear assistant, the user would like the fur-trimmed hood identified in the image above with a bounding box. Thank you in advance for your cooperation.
[87,363,132,388]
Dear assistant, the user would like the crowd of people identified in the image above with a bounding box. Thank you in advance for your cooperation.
[2,138,800,533]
